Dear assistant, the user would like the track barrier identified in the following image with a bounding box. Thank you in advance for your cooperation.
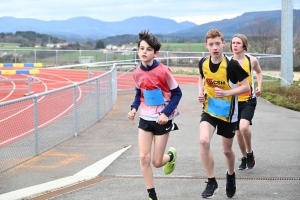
[0,63,43,67]
[0,69,40,75]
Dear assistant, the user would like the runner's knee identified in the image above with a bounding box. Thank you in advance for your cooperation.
[140,153,151,166]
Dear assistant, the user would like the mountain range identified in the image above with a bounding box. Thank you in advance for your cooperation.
[0,9,299,43]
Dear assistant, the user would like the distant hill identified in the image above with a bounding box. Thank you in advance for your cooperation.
[0,16,197,42]
[0,9,299,43]
[170,9,300,40]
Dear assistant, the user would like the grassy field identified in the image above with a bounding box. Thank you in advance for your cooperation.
[259,80,300,112]
[0,42,226,52]
[0,42,20,48]
[160,43,208,52]
[0,42,53,50]
[133,42,230,52]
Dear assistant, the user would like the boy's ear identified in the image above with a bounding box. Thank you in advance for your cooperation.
[154,51,159,57]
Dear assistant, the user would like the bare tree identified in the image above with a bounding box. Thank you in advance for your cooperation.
[241,16,277,54]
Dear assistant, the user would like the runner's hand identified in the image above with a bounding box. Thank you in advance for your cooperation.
[157,113,168,125]
[128,109,136,120]
[215,87,226,98]
[255,87,261,96]
[198,93,205,103]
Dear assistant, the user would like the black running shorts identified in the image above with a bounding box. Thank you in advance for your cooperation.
[138,118,178,136]
[236,98,257,130]
[200,112,236,139]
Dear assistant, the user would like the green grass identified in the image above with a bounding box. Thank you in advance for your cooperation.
[172,68,199,75]
[172,70,300,112]
[257,80,300,112]
[160,43,207,52]
[0,42,20,48]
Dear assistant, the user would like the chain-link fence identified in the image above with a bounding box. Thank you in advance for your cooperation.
[0,49,282,69]
[0,63,119,173]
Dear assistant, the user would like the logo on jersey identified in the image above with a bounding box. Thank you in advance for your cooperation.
[206,78,225,87]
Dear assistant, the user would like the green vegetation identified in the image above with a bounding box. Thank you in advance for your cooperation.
[172,68,199,75]
[0,42,20,48]
[172,70,300,112]
[160,43,207,52]
[260,80,300,112]
[128,42,209,52]
[0,31,65,47]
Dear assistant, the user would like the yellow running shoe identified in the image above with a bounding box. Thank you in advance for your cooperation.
[163,147,176,175]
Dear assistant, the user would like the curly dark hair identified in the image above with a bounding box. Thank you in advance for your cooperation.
[138,30,161,52]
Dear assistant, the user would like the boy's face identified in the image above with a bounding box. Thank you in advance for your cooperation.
[231,37,244,53]
[138,40,159,65]
[205,37,225,58]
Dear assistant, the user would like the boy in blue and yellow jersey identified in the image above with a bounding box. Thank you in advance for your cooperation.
[230,34,263,170]
[128,30,182,200]
[198,29,250,198]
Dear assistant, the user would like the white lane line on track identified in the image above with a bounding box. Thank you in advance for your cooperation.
[0,76,17,102]
[0,145,132,200]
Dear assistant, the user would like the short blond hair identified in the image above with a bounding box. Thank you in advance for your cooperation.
[205,29,224,43]
[230,34,249,51]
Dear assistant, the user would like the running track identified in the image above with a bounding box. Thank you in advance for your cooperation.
[0,68,198,147]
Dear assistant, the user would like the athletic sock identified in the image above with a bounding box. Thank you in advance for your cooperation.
[147,188,157,200]
[227,172,235,179]
[208,177,216,183]
[168,151,173,162]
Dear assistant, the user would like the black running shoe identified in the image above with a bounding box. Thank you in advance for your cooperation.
[238,157,247,170]
[226,172,236,198]
[202,181,218,198]
[246,151,256,169]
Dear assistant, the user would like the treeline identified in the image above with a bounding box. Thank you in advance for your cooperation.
[0,31,66,47]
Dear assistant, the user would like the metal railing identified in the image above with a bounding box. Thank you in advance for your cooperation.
[0,62,126,173]
[0,48,280,68]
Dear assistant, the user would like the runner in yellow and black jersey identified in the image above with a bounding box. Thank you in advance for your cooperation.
[197,29,250,199]
[230,34,263,171]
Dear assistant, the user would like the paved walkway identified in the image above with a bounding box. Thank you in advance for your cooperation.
[0,84,300,200]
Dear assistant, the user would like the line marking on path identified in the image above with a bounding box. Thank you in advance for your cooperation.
[0,145,131,200]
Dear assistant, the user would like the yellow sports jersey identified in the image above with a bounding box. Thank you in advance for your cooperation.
[237,55,255,102]
[201,56,238,122]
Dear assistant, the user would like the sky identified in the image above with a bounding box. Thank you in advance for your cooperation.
[1,0,300,25]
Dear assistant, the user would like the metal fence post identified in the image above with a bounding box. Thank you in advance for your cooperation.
[73,85,78,137]
[167,51,169,66]
[33,96,39,155]
[96,78,100,120]
[105,51,108,65]
[281,0,293,86]
[56,50,58,66]
[27,76,31,94]
[14,49,17,63]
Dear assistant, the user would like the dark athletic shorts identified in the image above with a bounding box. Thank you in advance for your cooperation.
[200,112,236,139]
[138,118,178,136]
[236,98,257,130]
